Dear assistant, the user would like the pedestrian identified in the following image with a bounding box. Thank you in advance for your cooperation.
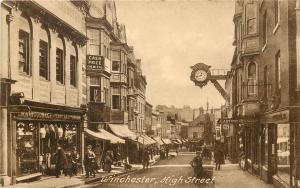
[190,151,203,178]
[94,143,102,170]
[70,146,79,176]
[84,145,96,178]
[214,146,224,171]
[54,143,68,178]
[142,149,150,169]
[166,146,169,158]
[104,151,113,173]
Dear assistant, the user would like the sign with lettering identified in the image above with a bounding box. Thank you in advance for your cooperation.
[218,118,258,124]
[86,55,104,70]
[15,112,81,121]
[266,110,289,123]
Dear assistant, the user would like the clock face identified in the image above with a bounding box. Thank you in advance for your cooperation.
[194,70,208,82]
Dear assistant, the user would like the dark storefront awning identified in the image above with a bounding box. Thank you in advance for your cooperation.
[85,128,125,144]
[108,124,137,140]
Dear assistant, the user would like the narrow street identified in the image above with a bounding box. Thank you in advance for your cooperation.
[82,153,272,188]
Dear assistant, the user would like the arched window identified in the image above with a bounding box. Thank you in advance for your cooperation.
[39,26,50,80]
[247,62,257,95]
[56,35,65,84]
[70,44,77,87]
[18,14,32,75]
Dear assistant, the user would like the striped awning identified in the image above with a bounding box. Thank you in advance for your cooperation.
[85,128,125,144]
[108,124,137,140]
[153,136,164,145]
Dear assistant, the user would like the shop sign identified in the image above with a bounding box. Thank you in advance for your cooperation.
[222,124,229,130]
[218,118,258,124]
[266,110,289,123]
[86,55,104,70]
[15,112,81,121]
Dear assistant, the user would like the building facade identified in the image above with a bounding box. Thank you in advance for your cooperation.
[229,0,300,187]
[0,0,88,185]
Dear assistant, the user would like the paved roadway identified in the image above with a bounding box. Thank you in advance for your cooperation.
[84,153,214,188]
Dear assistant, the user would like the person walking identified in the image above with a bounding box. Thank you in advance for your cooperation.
[84,145,96,178]
[190,151,203,178]
[54,144,68,178]
[142,149,150,169]
[104,151,113,173]
[70,146,79,176]
[214,147,224,171]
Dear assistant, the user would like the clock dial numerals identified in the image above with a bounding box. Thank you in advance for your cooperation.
[194,70,208,82]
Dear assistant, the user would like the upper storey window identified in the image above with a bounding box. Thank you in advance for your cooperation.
[245,3,257,35]
[247,62,257,96]
[19,15,32,75]
[87,29,100,55]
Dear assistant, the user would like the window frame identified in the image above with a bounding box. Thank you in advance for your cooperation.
[19,30,31,75]
[70,55,77,87]
[56,48,64,84]
[39,40,49,80]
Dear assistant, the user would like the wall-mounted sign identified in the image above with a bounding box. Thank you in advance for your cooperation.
[266,110,289,123]
[218,118,258,124]
[15,112,81,121]
[86,55,104,71]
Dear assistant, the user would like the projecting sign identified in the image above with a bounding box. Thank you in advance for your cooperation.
[86,55,104,70]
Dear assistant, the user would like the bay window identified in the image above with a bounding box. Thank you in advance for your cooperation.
[90,77,101,102]
[87,29,100,55]
[245,3,257,35]
[247,62,257,96]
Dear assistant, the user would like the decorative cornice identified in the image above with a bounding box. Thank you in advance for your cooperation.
[18,1,87,46]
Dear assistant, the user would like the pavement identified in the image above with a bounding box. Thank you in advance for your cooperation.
[4,155,160,188]
[4,153,274,188]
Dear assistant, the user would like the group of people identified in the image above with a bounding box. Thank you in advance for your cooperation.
[159,146,169,160]
[53,144,115,178]
[54,144,79,178]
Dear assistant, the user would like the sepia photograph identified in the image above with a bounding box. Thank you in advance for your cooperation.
[0,0,299,187]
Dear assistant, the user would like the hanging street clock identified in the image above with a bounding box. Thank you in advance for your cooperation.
[190,63,211,88]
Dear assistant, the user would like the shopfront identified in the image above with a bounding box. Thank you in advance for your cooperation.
[8,101,85,183]
[265,109,295,188]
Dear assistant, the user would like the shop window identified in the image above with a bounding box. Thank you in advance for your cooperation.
[70,55,77,87]
[39,40,49,80]
[247,62,257,96]
[56,48,64,84]
[87,28,100,55]
[112,95,120,109]
[19,30,31,75]
[277,124,290,184]
[16,122,38,176]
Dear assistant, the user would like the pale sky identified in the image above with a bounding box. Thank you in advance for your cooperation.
[115,0,235,109]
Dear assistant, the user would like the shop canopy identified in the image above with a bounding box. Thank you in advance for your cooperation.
[137,134,156,145]
[162,138,172,145]
[176,139,183,144]
[153,136,164,145]
[108,124,137,140]
[85,128,125,144]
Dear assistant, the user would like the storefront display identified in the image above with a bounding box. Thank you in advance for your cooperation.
[276,123,290,184]
[16,122,39,176]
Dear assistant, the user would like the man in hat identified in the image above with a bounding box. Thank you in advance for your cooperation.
[190,151,203,178]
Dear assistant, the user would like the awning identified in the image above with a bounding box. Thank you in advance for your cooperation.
[153,136,164,145]
[176,139,183,144]
[162,138,172,145]
[108,124,137,140]
[139,134,156,145]
[85,128,125,144]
